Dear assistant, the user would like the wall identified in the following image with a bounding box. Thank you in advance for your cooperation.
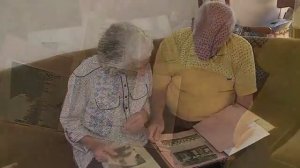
[0,0,198,127]
[231,0,284,27]
[0,0,198,64]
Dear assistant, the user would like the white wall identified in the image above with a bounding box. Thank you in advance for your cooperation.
[1,0,292,69]
[231,0,283,27]
[0,0,198,65]
[0,0,198,124]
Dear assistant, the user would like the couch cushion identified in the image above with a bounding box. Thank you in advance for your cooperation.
[272,130,300,168]
[244,37,300,155]
[0,121,75,168]
[245,37,300,128]
[255,64,269,92]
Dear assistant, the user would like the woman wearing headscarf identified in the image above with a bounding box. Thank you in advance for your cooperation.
[60,22,153,168]
[148,1,257,141]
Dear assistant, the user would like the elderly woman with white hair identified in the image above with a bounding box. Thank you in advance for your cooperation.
[60,22,153,168]
[148,1,257,140]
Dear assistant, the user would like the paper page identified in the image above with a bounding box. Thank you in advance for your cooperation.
[233,110,260,147]
[193,105,247,152]
[255,118,275,132]
[224,122,270,156]
[193,105,271,153]
[156,130,227,168]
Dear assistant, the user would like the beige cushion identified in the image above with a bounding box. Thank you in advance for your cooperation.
[272,130,300,168]
[0,121,75,168]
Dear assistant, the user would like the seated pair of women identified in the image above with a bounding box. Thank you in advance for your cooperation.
[60,2,257,168]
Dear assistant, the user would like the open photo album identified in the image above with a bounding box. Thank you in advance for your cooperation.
[153,104,274,168]
[98,105,274,168]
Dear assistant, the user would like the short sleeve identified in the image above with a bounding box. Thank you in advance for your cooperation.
[152,35,182,90]
[232,37,257,96]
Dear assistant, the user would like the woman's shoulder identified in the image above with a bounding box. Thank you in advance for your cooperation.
[227,34,254,64]
[161,28,191,44]
[228,34,252,49]
[172,27,192,36]
[170,27,192,42]
[72,55,103,77]
[227,34,253,58]
[159,27,192,55]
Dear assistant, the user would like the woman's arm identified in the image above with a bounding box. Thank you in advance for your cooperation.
[148,78,170,142]
[61,74,117,162]
[236,94,254,109]
[60,74,93,152]
[148,40,173,141]
[80,135,117,162]
[151,76,171,120]
[80,135,104,151]
[232,37,257,109]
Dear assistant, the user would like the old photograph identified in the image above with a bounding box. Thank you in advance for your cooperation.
[156,130,227,168]
[105,145,160,168]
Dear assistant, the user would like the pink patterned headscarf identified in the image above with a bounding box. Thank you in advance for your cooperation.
[193,1,236,60]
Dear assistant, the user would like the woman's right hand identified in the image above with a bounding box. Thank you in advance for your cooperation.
[147,116,165,142]
[81,136,118,162]
[91,143,118,162]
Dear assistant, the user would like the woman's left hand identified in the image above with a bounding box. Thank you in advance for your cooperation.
[123,109,149,134]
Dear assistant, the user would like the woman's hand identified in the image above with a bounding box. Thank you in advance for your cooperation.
[92,143,118,162]
[123,109,149,134]
[81,136,117,162]
[147,116,165,142]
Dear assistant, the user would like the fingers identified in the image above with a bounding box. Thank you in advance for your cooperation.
[149,126,157,142]
[104,147,118,157]
[125,111,148,127]
[124,123,143,134]
[123,113,147,134]
[148,125,157,142]
[94,150,109,162]
[124,124,145,135]
[154,126,163,141]
[124,116,140,129]
[148,125,163,142]
[94,145,118,162]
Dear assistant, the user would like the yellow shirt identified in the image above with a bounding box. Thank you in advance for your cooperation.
[153,28,257,121]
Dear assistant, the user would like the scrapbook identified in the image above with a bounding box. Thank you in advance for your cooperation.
[154,105,274,168]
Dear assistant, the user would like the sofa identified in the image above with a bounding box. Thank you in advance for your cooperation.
[292,28,300,38]
[224,36,300,168]
[0,36,299,168]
